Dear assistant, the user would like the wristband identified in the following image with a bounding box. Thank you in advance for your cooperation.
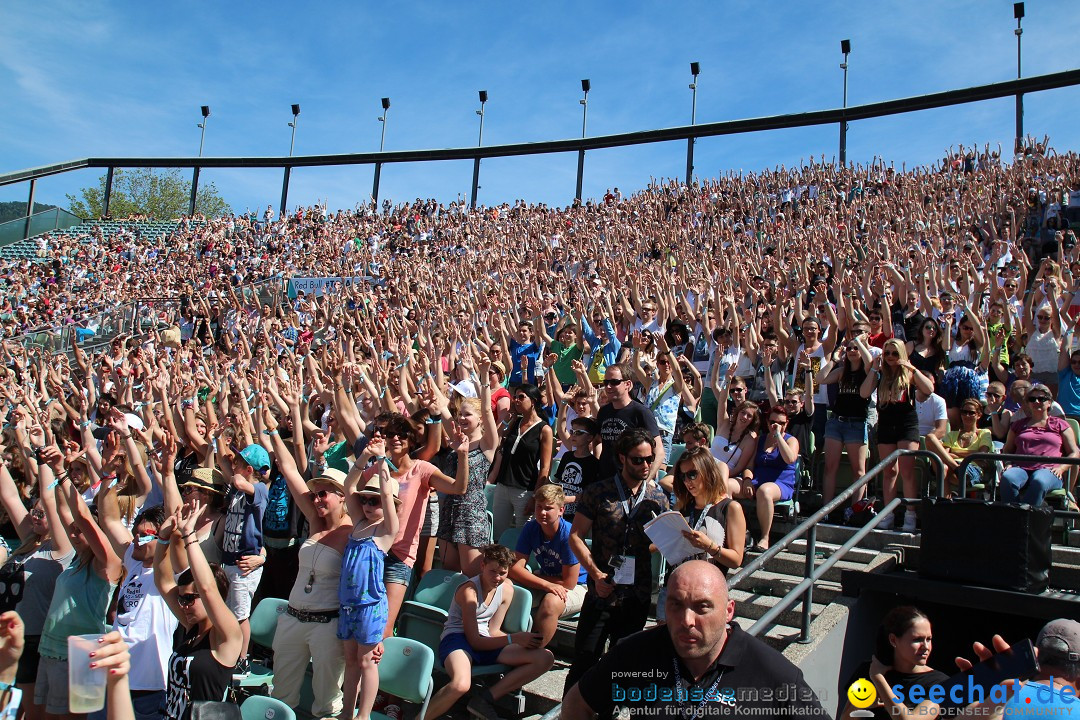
[156,537,170,545]
[425,417,443,425]
[263,429,279,436]
[507,634,512,646]
[371,455,399,473]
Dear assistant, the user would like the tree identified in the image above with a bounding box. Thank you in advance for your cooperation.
[66,167,232,220]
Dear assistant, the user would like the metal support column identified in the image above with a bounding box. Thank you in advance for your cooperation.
[575,81,589,202]
[372,164,382,207]
[279,167,291,218]
[471,92,487,209]
[189,167,200,216]
[103,167,115,218]
[23,178,36,240]
[799,525,817,643]
[1015,10,1024,150]
[686,63,699,185]
[839,45,850,167]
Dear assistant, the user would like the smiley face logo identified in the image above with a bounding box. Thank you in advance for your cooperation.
[847,678,877,709]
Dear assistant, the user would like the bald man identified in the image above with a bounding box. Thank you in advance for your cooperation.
[563,560,825,719]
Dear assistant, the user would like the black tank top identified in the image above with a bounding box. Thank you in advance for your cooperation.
[164,626,233,720]
[832,367,870,419]
[498,419,544,490]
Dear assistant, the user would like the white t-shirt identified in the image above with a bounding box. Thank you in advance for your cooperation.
[1026,328,1061,374]
[915,393,948,436]
[114,544,179,691]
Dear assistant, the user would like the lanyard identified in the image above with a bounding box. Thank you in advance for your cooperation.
[688,503,714,533]
[672,658,724,719]
[614,475,648,519]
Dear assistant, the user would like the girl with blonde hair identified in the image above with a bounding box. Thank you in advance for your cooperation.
[860,339,935,532]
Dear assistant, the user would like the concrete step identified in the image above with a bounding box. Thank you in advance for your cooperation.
[751,550,871,584]
[731,569,844,605]
[758,621,805,651]
[774,520,923,550]
[787,538,880,566]
[730,588,829,628]
[1053,544,1080,567]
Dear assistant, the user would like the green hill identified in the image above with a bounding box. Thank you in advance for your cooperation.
[0,201,60,224]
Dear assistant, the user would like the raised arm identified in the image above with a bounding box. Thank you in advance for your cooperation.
[176,502,242,657]
[47,446,122,583]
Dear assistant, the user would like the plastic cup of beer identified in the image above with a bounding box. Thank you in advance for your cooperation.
[68,634,107,713]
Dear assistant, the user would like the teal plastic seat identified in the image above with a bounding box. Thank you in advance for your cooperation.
[240,696,295,720]
[372,637,435,720]
[235,597,287,691]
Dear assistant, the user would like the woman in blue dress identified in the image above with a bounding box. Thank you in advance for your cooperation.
[340,451,400,720]
[738,406,800,552]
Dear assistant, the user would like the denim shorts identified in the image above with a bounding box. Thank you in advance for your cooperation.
[824,416,868,445]
[383,551,413,587]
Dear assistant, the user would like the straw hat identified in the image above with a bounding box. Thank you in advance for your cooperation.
[355,473,401,506]
[182,467,227,495]
[307,467,348,494]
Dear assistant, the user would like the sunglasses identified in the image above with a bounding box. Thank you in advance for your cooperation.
[177,593,201,607]
[883,351,900,358]
[570,429,592,436]
[625,455,655,466]
[373,429,409,441]
[729,387,745,394]
[657,359,670,366]
[357,496,381,507]
[1028,396,1051,404]
[603,378,628,387]
[1037,315,1051,321]
[675,469,699,483]
[311,489,341,500]
[642,306,657,313]
[29,509,45,520]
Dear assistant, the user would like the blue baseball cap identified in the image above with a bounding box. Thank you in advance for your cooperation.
[238,444,271,473]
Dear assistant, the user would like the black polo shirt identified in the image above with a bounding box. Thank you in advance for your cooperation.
[577,622,826,718]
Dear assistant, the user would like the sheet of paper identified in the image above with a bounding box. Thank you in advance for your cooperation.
[644,511,699,565]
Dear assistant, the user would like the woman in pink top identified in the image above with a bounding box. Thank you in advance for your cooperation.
[1001,384,1079,505]
[362,413,468,639]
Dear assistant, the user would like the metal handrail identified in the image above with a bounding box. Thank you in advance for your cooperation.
[729,449,942,589]
[729,448,943,643]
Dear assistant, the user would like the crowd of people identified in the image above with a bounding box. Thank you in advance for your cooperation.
[0,136,1076,719]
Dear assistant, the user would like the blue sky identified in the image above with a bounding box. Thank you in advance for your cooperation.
[3,1,1080,216]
